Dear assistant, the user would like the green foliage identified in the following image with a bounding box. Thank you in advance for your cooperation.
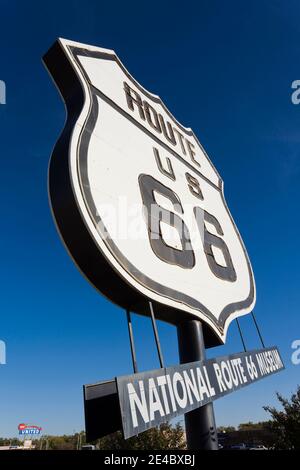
[0,438,22,446]
[263,385,300,450]
[37,431,86,450]
[217,426,236,433]
[22,424,185,450]
[97,423,186,450]
[237,421,271,431]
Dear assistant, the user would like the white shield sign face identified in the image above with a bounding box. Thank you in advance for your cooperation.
[44,39,255,345]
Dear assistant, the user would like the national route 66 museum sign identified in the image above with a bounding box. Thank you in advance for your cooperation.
[43,39,255,346]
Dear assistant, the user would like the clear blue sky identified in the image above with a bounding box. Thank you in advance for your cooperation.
[0,0,299,437]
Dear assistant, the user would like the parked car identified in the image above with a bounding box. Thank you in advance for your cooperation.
[229,443,247,450]
[248,444,267,450]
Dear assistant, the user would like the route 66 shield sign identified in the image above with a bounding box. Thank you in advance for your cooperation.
[43,39,255,346]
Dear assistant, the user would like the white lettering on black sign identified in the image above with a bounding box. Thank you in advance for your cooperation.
[116,347,284,439]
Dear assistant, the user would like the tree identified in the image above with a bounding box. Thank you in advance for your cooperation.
[238,421,270,431]
[217,426,236,433]
[0,437,22,447]
[263,385,300,450]
[97,423,186,450]
[40,434,79,450]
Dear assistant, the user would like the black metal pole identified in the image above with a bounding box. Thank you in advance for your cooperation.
[149,301,164,369]
[177,320,218,450]
[236,318,247,352]
[251,312,265,349]
[126,310,138,373]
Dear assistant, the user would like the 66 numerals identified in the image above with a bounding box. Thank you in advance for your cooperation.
[138,153,236,282]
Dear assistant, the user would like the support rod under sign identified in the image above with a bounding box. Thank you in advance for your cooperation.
[251,311,265,349]
[126,310,138,374]
[236,318,247,352]
[149,301,164,369]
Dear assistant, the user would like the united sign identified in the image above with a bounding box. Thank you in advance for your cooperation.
[18,423,42,435]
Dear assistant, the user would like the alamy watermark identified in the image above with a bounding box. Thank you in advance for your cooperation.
[291,80,300,104]
[94,198,205,251]
[0,340,6,365]
[0,80,6,104]
[291,340,300,365]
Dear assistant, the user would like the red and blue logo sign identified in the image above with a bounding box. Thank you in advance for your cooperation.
[18,423,42,435]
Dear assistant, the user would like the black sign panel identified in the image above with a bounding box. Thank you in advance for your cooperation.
[116,347,284,439]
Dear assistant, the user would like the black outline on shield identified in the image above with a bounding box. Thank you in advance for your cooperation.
[43,40,255,347]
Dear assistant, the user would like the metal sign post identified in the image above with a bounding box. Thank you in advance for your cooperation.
[177,320,218,450]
